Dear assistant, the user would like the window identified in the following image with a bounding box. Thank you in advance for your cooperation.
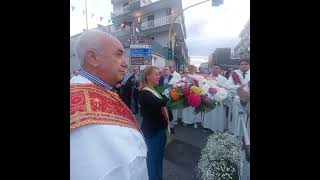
[166,8,172,16]
[147,15,154,28]
[147,14,154,21]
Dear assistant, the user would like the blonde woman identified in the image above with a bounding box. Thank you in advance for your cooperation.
[138,66,169,180]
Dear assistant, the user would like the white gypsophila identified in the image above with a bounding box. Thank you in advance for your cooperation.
[197,132,241,180]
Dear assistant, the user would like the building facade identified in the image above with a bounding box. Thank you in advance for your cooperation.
[106,0,188,70]
[234,19,250,59]
[208,48,240,70]
[70,0,189,73]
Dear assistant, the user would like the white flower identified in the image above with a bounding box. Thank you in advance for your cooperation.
[162,89,170,98]
[197,132,241,180]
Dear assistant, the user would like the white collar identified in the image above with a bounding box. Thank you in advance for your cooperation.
[240,69,250,74]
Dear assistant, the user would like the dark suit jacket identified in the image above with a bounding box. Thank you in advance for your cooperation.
[159,75,173,87]
[120,74,135,108]
[139,90,169,138]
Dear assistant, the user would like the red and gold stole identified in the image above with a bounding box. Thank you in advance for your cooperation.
[70,83,140,133]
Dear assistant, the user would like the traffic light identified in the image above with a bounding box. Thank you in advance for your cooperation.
[212,0,223,7]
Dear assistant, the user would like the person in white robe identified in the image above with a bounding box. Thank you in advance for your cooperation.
[181,65,202,128]
[203,64,228,132]
[227,59,250,87]
[70,31,148,180]
[226,59,250,134]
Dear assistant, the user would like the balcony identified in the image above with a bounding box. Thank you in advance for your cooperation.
[111,6,130,18]
[141,14,182,31]
[111,0,141,18]
[111,26,132,36]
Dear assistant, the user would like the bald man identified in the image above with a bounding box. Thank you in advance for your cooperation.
[70,31,148,180]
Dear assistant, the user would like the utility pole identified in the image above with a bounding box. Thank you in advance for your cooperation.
[167,0,223,61]
[84,0,89,30]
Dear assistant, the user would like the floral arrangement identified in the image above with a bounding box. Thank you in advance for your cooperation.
[164,75,228,114]
[197,132,241,180]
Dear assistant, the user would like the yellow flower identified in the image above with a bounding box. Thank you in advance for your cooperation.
[190,86,201,95]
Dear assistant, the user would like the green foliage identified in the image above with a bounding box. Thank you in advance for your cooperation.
[166,98,188,110]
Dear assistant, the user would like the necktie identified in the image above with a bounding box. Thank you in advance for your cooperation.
[242,71,246,79]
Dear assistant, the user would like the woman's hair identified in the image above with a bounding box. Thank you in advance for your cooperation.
[138,66,159,91]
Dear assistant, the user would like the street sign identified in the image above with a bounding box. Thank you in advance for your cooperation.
[131,57,145,65]
[130,48,151,58]
[130,44,151,49]
[130,43,152,65]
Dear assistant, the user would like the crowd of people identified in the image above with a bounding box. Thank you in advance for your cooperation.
[70,31,250,180]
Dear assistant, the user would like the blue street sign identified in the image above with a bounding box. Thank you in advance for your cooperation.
[130,48,151,60]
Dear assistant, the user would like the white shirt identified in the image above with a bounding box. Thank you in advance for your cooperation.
[227,69,250,86]
[172,71,182,79]
[210,74,228,88]
[168,71,182,85]
[163,75,170,85]
[70,75,148,180]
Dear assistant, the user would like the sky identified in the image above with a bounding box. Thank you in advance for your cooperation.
[70,0,250,66]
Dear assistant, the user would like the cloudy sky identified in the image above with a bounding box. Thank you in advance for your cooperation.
[70,0,250,66]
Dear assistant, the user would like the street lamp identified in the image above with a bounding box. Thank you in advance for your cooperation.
[84,0,89,30]
[167,0,223,60]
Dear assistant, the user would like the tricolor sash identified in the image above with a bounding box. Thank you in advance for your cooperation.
[142,86,171,146]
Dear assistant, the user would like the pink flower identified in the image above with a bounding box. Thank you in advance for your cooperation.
[201,95,210,103]
[208,87,217,94]
[192,78,199,87]
[182,85,190,96]
[187,93,201,107]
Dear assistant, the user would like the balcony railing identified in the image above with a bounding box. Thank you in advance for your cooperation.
[141,14,182,30]
[111,26,132,36]
[111,6,130,17]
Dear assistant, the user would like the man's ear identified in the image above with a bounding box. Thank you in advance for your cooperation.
[85,49,99,67]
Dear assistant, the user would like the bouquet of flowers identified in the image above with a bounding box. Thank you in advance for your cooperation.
[164,75,228,114]
[197,132,241,180]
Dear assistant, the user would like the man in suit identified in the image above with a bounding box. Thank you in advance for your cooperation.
[159,66,173,87]
[132,67,142,114]
[120,68,135,109]
[158,66,174,133]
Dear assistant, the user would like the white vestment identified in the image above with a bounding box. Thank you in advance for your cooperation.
[203,104,227,132]
[181,106,202,124]
[227,69,250,86]
[202,75,228,132]
[70,75,148,180]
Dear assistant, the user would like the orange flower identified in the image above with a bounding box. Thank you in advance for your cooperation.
[170,88,181,101]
